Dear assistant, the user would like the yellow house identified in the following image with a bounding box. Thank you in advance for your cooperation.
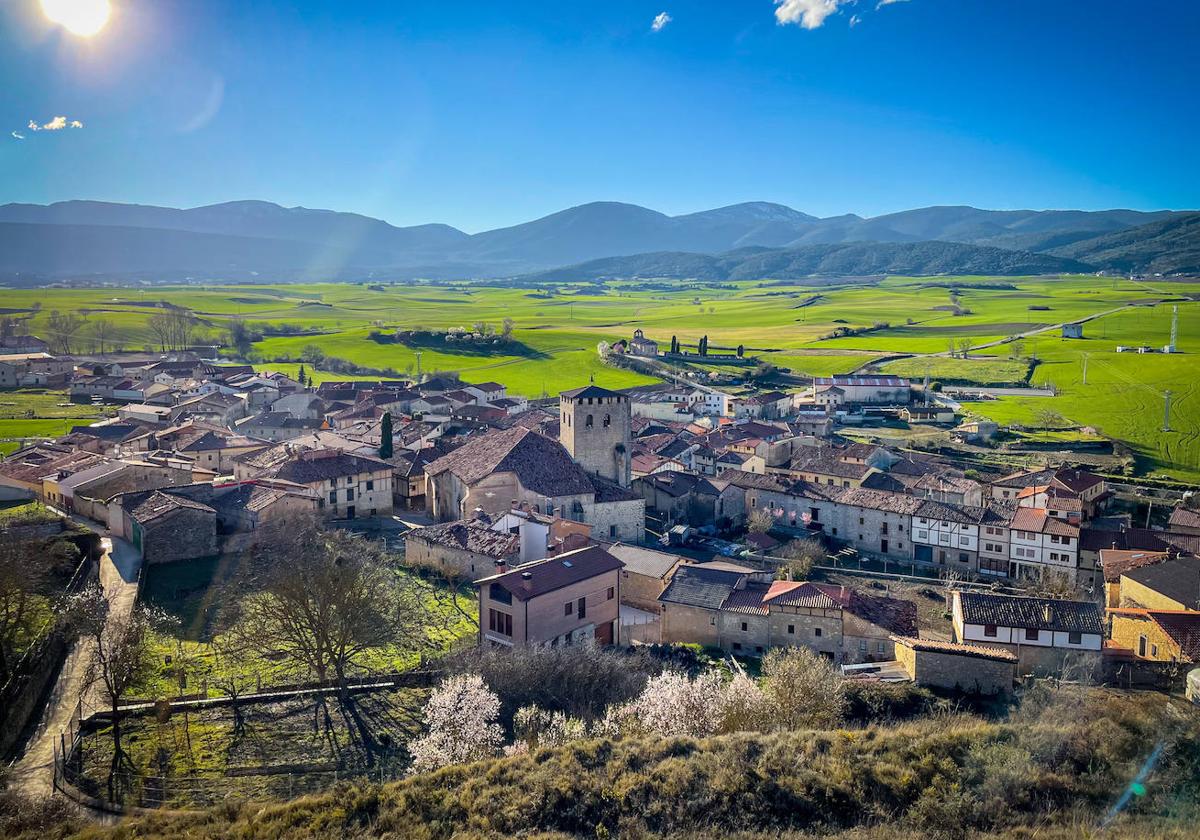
[1117,555,1200,612]
[1108,608,1200,663]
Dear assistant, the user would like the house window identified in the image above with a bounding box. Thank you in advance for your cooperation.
[741,621,748,632]
[366,480,374,491]
[787,624,795,635]
[984,624,998,637]
[1151,643,1158,657]
[1138,635,1147,657]
[1025,628,1038,641]
[859,640,867,653]
[832,528,838,536]
[347,488,354,501]
[959,553,969,563]
[876,641,886,654]
[577,597,586,619]
[603,414,611,428]
[858,517,864,525]
[565,601,573,616]
[328,491,336,504]
[733,642,742,651]
[488,609,512,637]
[959,537,969,546]
[1068,631,1082,645]
[607,587,615,600]
[814,627,822,638]
[609,525,617,538]
[585,415,594,428]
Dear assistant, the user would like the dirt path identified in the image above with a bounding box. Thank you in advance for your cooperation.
[6,534,141,800]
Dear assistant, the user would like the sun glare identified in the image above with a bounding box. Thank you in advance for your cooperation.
[40,0,111,38]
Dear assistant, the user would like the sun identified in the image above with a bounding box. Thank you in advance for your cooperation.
[40,0,112,37]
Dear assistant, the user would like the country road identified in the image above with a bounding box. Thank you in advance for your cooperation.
[6,530,141,800]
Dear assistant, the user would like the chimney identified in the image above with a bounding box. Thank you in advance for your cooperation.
[493,558,508,574]
[1042,604,1054,624]
[521,570,533,591]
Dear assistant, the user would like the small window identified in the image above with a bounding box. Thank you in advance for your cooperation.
[1068,631,1082,645]
[606,587,614,600]
[366,480,374,491]
[741,621,748,632]
[347,488,354,501]
[585,414,594,428]
[609,525,617,538]
[565,602,573,616]
[814,627,822,638]
[1025,628,1038,641]
[1151,643,1158,657]
[787,624,795,635]
[733,642,742,651]
[328,491,336,504]
[983,624,998,637]
[603,414,611,428]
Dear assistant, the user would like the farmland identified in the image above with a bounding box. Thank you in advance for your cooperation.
[4,274,1200,479]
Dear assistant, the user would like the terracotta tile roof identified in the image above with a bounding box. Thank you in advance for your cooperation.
[1169,506,1200,532]
[720,587,771,615]
[1098,549,1171,583]
[408,519,520,559]
[957,592,1104,635]
[269,449,391,484]
[128,490,215,524]
[764,580,845,609]
[1008,507,1079,537]
[1108,608,1200,662]
[891,635,1017,663]
[425,427,595,497]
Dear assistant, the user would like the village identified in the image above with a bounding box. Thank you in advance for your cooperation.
[2,328,1198,703]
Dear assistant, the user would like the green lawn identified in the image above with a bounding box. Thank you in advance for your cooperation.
[0,387,115,451]
[879,356,1032,386]
[135,557,476,700]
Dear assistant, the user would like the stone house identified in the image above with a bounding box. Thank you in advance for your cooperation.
[405,518,521,578]
[660,563,916,663]
[239,447,394,519]
[808,376,911,405]
[1007,507,1081,585]
[1168,506,1200,537]
[120,490,217,564]
[604,542,687,613]
[892,636,1017,694]
[1115,555,1200,611]
[474,544,624,648]
[1097,549,1172,608]
[424,426,644,542]
[634,470,722,527]
[1108,608,1200,663]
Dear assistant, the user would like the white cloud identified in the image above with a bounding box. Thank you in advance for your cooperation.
[651,11,672,32]
[849,14,862,26]
[877,0,909,7]
[25,115,84,131]
[11,131,24,140]
[774,0,847,30]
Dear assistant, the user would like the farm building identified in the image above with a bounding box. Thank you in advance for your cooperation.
[809,376,911,406]
[628,329,659,357]
[1062,323,1084,339]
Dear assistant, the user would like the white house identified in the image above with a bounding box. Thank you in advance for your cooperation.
[1007,507,1080,584]
[952,590,1103,672]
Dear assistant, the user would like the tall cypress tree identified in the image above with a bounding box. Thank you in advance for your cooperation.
[379,411,394,460]
[297,364,307,387]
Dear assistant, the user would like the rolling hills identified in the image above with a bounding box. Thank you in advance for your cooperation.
[0,199,1195,283]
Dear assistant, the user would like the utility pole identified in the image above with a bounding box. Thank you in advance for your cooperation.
[415,350,422,383]
[923,363,930,407]
[1163,390,1173,432]
[1081,353,1088,386]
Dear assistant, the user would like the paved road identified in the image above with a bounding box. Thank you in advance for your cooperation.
[6,531,141,800]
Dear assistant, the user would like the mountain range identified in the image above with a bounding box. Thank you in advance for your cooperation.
[0,199,1196,284]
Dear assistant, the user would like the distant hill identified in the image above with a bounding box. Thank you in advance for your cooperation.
[518,240,1092,283]
[1045,212,1200,274]
[0,198,1191,282]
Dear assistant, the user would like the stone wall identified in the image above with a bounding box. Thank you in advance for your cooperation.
[580,497,644,543]
[140,507,217,564]
[895,644,1014,694]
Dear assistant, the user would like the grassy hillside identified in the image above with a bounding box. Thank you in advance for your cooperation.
[24,687,1200,840]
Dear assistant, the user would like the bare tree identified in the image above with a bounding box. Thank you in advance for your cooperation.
[0,539,47,684]
[1008,338,1026,359]
[226,514,433,757]
[147,312,172,352]
[747,507,775,534]
[90,318,116,355]
[955,338,973,359]
[45,310,87,355]
[74,587,172,801]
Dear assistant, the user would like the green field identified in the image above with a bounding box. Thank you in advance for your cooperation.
[6,275,1200,479]
[0,388,115,454]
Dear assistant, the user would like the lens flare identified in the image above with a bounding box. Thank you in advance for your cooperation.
[39,0,112,38]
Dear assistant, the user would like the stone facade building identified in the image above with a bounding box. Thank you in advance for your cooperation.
[892,636,1017,694]
[405,518,521,578]
[559,385,632,487]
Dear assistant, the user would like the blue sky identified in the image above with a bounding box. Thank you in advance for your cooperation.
[1,0,1197,232]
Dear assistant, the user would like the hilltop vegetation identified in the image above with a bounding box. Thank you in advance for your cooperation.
[13,686,1198,840]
